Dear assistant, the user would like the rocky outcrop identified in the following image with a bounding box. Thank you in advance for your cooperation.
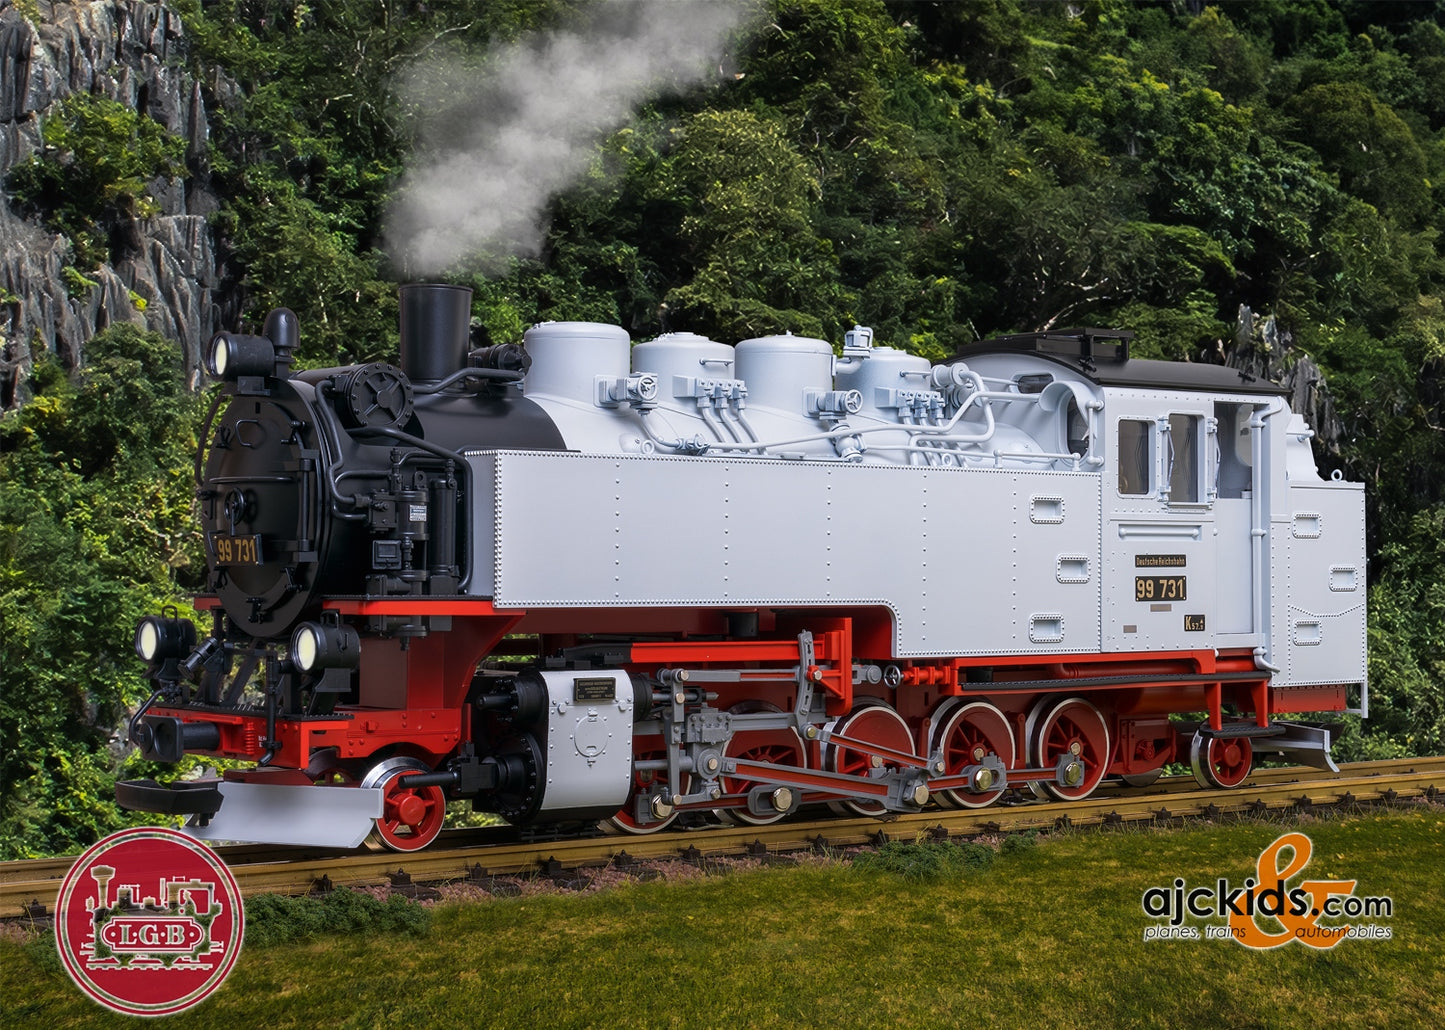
[0,0,222,407]
[1227,305,1343,455]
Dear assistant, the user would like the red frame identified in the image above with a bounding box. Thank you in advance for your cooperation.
[172,598,1347,789]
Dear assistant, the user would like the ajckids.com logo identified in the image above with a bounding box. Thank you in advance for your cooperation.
[1141,831,1393,947]
[55,826,244,1016]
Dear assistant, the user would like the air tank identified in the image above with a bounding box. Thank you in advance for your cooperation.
[630,332,740,446]
[523,321,631,403]
[733,333,833,412]
[522,321,633,450]
[733,333,840,458]
[833,346,937,465]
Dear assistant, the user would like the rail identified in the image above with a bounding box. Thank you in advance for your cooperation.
[4,757,1442,919]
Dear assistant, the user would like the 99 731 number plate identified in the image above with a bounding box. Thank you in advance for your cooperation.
[213,534,263,565]
[1135,575,1186,601]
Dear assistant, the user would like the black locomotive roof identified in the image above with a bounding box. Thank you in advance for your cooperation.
[952,328,1288,396]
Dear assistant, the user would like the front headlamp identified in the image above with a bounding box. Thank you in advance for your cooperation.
[133,613,197,666]
[291,622,360,673]
[207,332,277,381]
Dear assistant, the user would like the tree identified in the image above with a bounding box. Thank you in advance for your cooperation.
[0,326,205,858]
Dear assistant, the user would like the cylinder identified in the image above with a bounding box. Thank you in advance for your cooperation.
[523,321,631,402]
[734,334,834,412]
[631,332,736,390]
[400,283,473,384]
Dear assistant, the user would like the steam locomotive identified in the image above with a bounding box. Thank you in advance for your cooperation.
[117,284,1367,851]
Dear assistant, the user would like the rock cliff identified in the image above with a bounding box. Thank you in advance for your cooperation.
[1,0,224,407]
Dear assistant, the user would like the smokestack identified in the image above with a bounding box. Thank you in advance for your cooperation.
[399,283,473,384]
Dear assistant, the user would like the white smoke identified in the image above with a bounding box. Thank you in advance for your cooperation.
[386,0,749,276]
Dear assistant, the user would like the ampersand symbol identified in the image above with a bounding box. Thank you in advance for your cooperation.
[1228,832,1356,950]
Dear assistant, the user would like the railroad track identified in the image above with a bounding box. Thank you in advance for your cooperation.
[6,757,1443,919]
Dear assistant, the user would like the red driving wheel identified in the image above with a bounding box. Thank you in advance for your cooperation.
[1029,697,1110,801]
[604,736,685,835]
[932,700,1015,808]
[719,704,807,825]
[824,701,915,816]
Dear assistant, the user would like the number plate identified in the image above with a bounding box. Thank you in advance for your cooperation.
[214,534,263,566]
[1135,575,1186,602]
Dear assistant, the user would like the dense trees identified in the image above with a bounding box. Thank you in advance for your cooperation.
[0,326,206,856]
[5,0,1445,854]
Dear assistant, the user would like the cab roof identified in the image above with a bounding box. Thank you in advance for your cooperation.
[952,328,1288,397]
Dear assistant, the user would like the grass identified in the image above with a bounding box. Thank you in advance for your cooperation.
[2,808,1442,1029]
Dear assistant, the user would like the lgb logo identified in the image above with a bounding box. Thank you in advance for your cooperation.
[55,827,244,1016]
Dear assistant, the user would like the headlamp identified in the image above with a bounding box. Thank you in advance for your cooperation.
[133,614,197,666]
[207,332,277,381]
[291,622,360,673]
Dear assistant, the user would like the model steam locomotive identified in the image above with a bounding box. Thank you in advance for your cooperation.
[117,284,1367,850]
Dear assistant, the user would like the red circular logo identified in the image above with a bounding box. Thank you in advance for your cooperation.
[54,827,244,1016]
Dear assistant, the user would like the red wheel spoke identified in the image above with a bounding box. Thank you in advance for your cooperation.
[1029,697,1109,802]
[719,704,807,826]
[933,700,1014,809]
[363,759,446,852]
[824,702,915,816]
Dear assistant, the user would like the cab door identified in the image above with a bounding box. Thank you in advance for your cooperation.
[1103,394,1218,651]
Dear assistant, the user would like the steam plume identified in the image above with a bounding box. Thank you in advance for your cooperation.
[386,0,747,276]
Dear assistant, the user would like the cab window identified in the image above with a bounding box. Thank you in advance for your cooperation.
[1118,419,1152,495]
[1166,414,1202,503]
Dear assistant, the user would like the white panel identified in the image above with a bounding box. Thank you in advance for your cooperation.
[184,783,383,848]
[1214,498,1254,635]
[481,451,1102,657]
[1103,517,1216,651]
[1281,482,1368,686]
[536,671,635,813]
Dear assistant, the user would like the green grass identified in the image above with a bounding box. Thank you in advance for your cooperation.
[3,809,1442,1029]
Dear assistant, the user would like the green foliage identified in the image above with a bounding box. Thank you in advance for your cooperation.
[5,93,186,269]
[1284,81,1432,226]
[0,325,205,859]
[851,837,998,881]
[656,109,847,340]
[242,888,432,947]
[1347,507,1445,757]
